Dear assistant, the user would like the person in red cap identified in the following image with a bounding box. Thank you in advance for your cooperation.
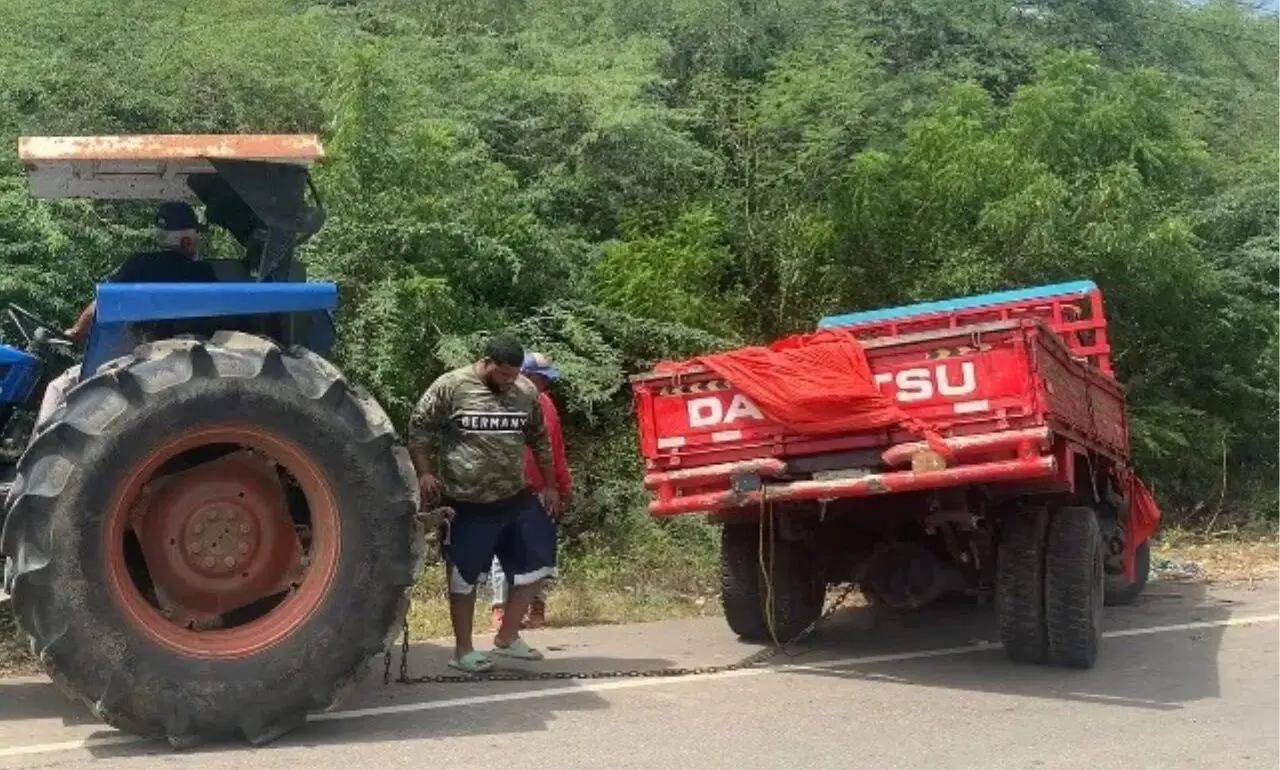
[489,351,572,630]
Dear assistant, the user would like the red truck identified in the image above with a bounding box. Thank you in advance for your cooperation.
[629,280,1160,669]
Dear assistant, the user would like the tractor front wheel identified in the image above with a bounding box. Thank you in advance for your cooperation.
[1,332,422,747]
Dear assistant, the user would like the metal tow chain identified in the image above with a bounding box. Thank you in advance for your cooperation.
[383,582,860,686]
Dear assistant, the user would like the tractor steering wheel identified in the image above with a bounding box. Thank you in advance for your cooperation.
[4,303,75,352]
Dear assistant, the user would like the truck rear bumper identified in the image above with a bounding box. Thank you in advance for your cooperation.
[645,427,1057,516]
[649,455,1056,516]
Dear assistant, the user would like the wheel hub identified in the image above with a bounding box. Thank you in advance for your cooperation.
[129,451,305,626]
[181,502,262,579]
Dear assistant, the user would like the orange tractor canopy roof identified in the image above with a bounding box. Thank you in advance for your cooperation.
[17,134,324,200]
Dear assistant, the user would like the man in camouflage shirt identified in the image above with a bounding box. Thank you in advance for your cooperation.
[408,335,561,672]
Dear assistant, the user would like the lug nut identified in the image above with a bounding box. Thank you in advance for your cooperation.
[238,542,250,554]
[189,542,202,553]
[203,556,215,568]
[224,556,237,568]
[240,523,251,535]
[192,522,204,535]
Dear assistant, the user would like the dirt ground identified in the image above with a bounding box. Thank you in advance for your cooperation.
[1153,538,1278,584]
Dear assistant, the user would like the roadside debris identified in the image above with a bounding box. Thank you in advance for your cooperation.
[1150,556,1203,581]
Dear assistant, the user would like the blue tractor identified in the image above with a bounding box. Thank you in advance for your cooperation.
[0,135,422,747]
[0,303,79,482]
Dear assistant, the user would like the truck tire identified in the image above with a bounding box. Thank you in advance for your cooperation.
[720,522,768,641]
[996,503,1050,664]
[719,521,824,644]
[1044,505,1105,669]
[0,332,423,748]
[1103,537,1150,606]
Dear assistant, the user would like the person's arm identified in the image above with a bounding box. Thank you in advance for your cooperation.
[525,393,558,510]
[66,256,137,343]
[542,396,572,501]
[64,300,96,343]
[406,378,451,502]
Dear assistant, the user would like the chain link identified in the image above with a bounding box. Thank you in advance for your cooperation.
[385,582,860,686]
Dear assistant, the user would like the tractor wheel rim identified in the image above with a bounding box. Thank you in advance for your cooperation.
[103,425,341,660]
[135,450,307,624]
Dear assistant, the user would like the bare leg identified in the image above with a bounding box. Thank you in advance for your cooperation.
[496,579,543,646]
[446,562,477,659]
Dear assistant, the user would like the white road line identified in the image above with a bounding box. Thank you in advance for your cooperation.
[0,736,141,760]
[2,612,1276,760]
[786,614,1280,673]
[1101,616,1279,637]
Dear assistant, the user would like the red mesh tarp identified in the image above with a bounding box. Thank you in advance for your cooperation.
[655,328,953,458]
[1124,475,1162,581]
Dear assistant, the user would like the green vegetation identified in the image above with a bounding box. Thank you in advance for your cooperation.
[0,0,1274,603]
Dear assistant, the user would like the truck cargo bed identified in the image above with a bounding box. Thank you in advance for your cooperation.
[631,316,1128,517]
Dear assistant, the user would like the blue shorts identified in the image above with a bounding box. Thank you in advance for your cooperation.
[440,489,557,595]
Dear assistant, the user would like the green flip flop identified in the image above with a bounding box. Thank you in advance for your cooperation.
[448,650,494,673]
[491,637,544,661]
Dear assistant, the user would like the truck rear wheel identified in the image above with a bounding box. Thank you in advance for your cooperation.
[1103,537,1150,606]
[1044,505,1104,669]
[1,332,423,747]
[996,502,1050,664]
[720,521,767,640]
[719,521,824,644]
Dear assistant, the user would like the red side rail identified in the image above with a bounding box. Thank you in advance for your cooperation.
[824,283,1114,376]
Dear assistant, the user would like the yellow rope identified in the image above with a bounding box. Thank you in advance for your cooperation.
[758,488,781,648]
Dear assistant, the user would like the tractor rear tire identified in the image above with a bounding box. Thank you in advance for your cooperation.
[996,502,1050,664]
[720,520,824,644]
[1043,505,1105,669]
[0,332,423,748]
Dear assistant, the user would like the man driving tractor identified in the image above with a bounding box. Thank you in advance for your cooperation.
[35,201,216,428]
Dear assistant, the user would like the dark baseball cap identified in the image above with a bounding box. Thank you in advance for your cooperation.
[155,201,208,233]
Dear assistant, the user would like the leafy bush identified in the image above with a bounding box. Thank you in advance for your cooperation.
[0,0,1273,540]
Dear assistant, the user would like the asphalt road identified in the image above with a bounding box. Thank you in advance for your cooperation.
[2,579,1277,770]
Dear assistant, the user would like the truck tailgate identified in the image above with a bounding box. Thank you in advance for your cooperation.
[634,320,1045,468]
